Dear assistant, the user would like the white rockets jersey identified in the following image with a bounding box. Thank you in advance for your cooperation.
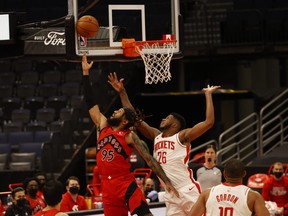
[153,133,200,190]
[206,183,252,216]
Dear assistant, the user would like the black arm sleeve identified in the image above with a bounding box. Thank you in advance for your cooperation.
[82,75,98,109]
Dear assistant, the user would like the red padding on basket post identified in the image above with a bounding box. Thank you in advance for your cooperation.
[122,38,140,57]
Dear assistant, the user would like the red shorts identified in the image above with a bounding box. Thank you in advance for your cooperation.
[101,173,150,216]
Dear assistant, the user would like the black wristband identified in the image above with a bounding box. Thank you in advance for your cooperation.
[82,75,97,109]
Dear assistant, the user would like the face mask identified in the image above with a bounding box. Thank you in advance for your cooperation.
[16,198,27,207]
[27,188,38,197]
[274,172,283,179]
[69,186,79,195]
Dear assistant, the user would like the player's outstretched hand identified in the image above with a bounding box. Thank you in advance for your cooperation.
[82,53,93,75]
[165,182,180,198]
[108,72,125,93]
[202,85,221,93]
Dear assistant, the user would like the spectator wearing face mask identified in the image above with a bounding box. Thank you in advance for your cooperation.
[34,172,47,201]
[262,162,288,216]
[23,177,46,214]
[60,176,88,212]
[5,187,32,216]
[195,144,222,190]
[142,178,159,203]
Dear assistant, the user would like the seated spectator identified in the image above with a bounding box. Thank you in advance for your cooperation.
[60,176,88,212]
[23,177,46,214]
[34,172,47,201]
[34,180,68,216]
[4,187,32,216]
[142,178,159,203]
[262,162,288,216]
[195,144,222,190]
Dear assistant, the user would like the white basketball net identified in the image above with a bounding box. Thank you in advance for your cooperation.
[135,42,175,84]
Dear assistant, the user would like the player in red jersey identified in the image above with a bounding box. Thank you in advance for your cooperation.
[81,53,178,216]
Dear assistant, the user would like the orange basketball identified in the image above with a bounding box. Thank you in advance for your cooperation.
[76,15,99,38]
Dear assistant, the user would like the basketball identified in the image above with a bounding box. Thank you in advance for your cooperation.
[76,15,99,38]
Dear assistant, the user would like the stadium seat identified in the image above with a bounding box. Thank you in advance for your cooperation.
[2,97,22,121]
[60,82,81,97]
[8,131,34,146]
[10,152,36,170]
[18,142,43,158]
[26,121,47,132]
[36,107,56,123]
[24,96,45,120]
[34,131,52,143]
[37,83,58,98]
[16,84,36,99]
[0,72,16,85]
[11,108,31,125]
[9,162,32,171]
[19,71,39,85]
[64,69,82,83]
[42,70,62,84]
[3,121,24,133]
[0,143,11,154]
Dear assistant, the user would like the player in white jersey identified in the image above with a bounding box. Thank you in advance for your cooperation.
[188,158,270,216]
[108,72,221,216]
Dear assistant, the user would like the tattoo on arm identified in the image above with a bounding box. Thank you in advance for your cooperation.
[132,133,171,184]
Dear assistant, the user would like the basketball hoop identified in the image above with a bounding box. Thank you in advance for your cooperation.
[122,39,176,84]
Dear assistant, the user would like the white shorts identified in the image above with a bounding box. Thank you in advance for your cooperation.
[163,184,200,216]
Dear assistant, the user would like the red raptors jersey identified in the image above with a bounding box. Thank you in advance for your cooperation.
[96,127,134,178]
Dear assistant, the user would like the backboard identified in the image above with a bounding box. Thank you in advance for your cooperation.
[69,0,182,61]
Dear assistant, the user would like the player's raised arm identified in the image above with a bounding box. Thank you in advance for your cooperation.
[179,85,221,145]
[82,53,107,129]
[108,72,161,140]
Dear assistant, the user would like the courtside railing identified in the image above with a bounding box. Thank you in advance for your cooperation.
[190,88,288,167]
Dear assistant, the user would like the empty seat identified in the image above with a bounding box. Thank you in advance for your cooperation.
[2,97,22,121]
[8,131,34,146]
[19,71,39,85]
[0,143,11,154]
[0,72,16,85]
[37,83,58,98]
[60,107,73,121]
[18,142,43,158]
[9,162,32,171]
[34,131,52,143]
[16,84,36,99]
[0,132,8,144]
[42,70,62,84]
[60,82,81,97]
[36,107,56,123]
[50,121,63,132]
[64,69,82,82]
[0,85,13,100]
[11,109,31,125]
[70,95,84,109]
[26,121,47,132]
[46,96,68,119]
[10,152,36,170]
[24,96,45,120]
[0,153,8,169]
[3,121,24,133]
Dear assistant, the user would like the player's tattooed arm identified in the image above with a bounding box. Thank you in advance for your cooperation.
[130,132,179,197]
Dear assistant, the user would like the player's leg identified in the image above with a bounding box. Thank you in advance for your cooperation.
[125,180,153,216]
